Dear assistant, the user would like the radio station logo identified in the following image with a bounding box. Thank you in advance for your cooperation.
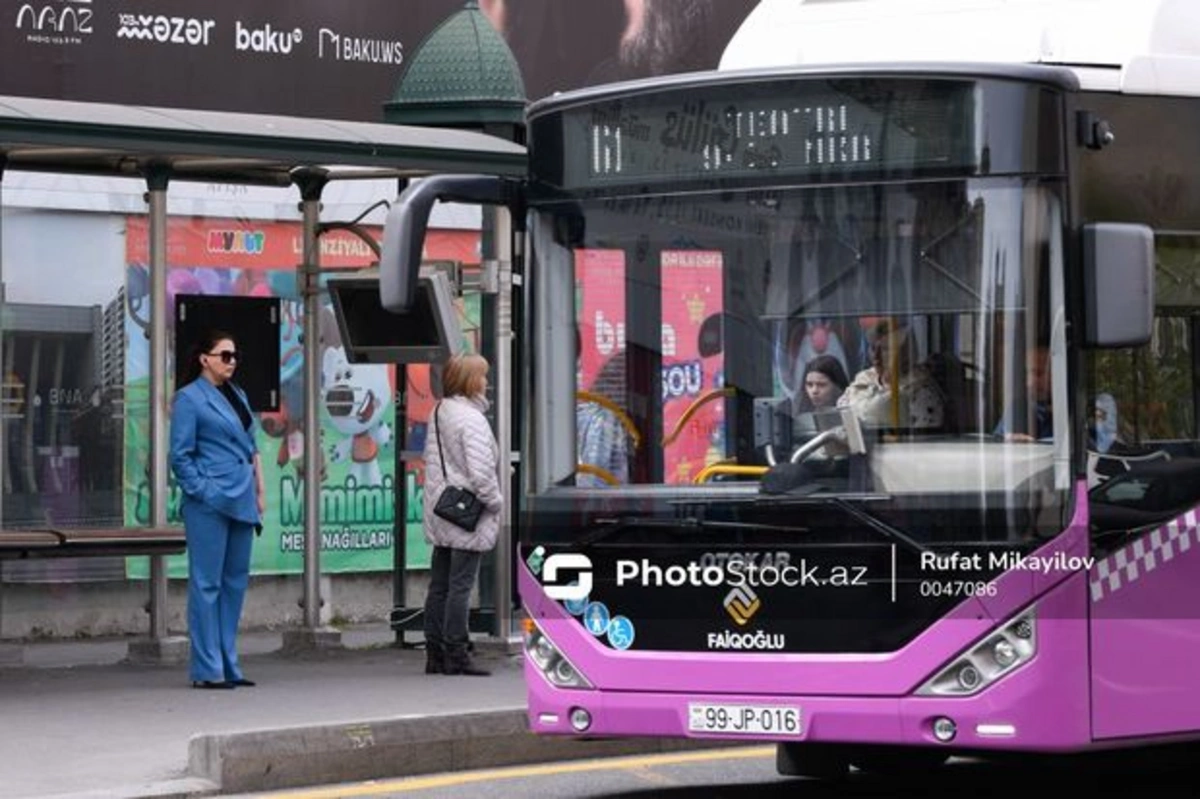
[117,14,215,47]
[15,0,92,46]
[235,21,302,56]
[723,585,760,626]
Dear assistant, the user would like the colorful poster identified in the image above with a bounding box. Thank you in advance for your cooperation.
[575,248,726,485]
[577,249,627,387]
[661,250,726,484]
[122,216,479,577]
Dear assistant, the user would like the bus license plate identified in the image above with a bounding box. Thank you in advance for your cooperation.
[688,703,802,736]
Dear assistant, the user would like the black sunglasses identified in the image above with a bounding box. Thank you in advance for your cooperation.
[206,350,239,364]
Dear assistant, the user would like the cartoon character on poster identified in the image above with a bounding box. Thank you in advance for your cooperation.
[320,311,393,488]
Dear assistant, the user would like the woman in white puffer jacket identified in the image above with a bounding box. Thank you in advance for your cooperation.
[422,353,503,676]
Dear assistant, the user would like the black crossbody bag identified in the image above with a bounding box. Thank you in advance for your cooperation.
[431,403,485,532]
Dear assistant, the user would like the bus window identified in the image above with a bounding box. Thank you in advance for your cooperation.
[1086,234,1200,552]
[532,178,1069,535]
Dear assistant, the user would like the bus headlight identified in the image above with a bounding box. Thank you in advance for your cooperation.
[524,619,593,690]
[916,607,1036,696]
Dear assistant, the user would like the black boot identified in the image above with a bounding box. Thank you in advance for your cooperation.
[425,637,446,674]
[444,641,491,676]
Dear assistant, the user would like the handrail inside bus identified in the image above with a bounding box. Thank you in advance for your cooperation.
[693,463,768,484]
[576,463,621,486]
[662,386,735,447]
[576,390,641,449]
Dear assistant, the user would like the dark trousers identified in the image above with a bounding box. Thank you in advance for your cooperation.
[183,501,254,683]
[423,546,483,648]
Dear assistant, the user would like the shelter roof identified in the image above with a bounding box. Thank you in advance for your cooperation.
[0,94,526,186]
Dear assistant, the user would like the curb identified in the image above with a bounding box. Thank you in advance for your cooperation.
[189,708,744,794]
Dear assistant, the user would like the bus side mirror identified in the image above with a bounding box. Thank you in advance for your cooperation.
[379,175,510,313]
[1083,223,1154,348]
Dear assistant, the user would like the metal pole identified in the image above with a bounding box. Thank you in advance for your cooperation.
[0,156,6,638]
[391,179,410,645]
[146,165,170,640]
[295,170,327,631]
[493,206,515,642]
[0,154,6,531]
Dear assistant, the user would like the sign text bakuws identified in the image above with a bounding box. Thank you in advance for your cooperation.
[318,28,403,65]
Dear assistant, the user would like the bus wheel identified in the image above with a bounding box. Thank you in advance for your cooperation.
[850,746,950,775]
[776,742,850,780]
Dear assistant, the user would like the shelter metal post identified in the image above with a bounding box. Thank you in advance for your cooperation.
[147,167,170,640]
[493,206,517,645]
[0,154,10,663]
[284,168,341,651]
[391,179,410,646]
[0,153,5,533]
[127,164,188,664]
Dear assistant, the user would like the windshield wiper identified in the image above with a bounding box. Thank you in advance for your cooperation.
[754,492,926,555]
[829,497,928,555]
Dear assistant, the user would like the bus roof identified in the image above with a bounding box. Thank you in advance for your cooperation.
[720,0,1200,97]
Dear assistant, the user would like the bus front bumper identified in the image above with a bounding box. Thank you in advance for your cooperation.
[524,654,1092,752]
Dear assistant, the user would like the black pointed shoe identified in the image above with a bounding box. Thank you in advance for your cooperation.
[444,645,491,676]
[192,680,234,690]
[228,678,256,687]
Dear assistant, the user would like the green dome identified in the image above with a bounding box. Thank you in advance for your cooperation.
[385,1,526,127]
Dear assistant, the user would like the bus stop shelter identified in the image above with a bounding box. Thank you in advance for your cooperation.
[0,93,525,659]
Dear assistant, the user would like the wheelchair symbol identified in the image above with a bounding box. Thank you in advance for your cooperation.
[607,616,635,650]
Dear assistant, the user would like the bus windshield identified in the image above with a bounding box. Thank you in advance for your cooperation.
[528,177,1071,544]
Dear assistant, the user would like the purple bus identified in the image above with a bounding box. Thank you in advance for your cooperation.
[380,0,1200,777]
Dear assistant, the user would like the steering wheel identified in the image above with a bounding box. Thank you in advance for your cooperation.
[788,428,844,464]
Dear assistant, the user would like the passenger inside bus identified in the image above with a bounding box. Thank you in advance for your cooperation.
[794,355,849,426]
[576,352,634,487]
[1088,393,1122,453]
[789,355,852,465]
[836,321,945,432]
[993,344,1052,441]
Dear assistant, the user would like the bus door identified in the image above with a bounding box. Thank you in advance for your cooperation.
[1085,233,1200,740]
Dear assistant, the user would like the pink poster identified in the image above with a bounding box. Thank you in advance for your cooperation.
[661,250,725,484]
[577,249,627,388]
[576,248,725,485]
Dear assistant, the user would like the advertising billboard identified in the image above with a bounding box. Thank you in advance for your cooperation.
[121,216,480,576]
[0,0,758,121]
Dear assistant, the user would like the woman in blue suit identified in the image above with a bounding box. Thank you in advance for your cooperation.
[169,330,265,689]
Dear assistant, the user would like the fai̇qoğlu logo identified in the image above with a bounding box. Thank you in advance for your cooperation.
[723,585,761,626]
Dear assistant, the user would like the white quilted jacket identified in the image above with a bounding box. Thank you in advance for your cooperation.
[423,395,503,552]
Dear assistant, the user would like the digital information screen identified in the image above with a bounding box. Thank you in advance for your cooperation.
[553,78,977,188]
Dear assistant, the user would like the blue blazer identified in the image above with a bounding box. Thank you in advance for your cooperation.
[169,378,261,524]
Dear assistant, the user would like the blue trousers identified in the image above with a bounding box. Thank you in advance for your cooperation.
[183,501,254,682]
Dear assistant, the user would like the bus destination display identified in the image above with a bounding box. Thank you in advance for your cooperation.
[562,79,974,186]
